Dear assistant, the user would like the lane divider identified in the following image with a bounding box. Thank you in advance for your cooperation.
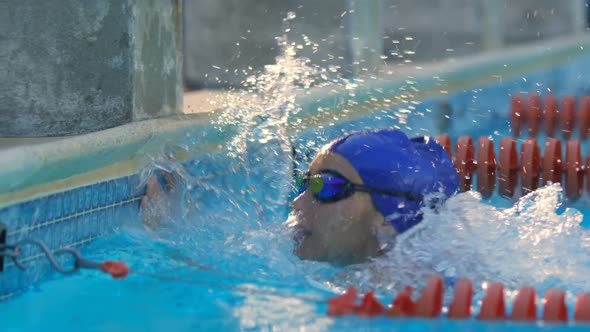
[510,94,590,139]
[434,134,588,199]
[326,275,590,323]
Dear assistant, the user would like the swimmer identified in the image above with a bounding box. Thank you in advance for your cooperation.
[286,128,459,265]
[141,128,459,266]
[141,170,177,229]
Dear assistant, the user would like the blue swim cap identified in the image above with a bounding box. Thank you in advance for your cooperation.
[326,129,459,233]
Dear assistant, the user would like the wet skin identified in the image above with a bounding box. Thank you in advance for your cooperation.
[290,151,396,265]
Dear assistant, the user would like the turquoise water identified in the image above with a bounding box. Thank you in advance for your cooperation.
[4,50,590,330]
[2,127,590,331]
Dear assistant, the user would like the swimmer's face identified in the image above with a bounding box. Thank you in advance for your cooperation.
[289,151,395,265]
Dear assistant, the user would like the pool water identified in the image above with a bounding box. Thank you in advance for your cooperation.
[4,41,590,331]
[2,127,590,331]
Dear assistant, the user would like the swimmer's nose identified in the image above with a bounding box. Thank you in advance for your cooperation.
[291,190,309,210]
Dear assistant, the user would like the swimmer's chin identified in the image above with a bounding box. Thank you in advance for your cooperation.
[294,238,369,266]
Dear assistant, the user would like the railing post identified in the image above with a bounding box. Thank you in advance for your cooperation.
[347,0,384,76]
[481,0,504,51]
[570,0,588,34]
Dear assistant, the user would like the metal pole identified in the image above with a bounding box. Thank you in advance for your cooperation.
[570,0,588,34]
[481,0,504,51]
[347,0,384,76]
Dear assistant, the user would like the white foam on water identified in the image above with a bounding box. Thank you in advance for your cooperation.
[308,183,590,302]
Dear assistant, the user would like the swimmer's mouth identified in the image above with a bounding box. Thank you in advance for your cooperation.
[293,226,311,245]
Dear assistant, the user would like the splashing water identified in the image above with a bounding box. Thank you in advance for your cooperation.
[130,12,590,312]
[216,12,328,159]
[311,183,590,301]
[133,12,343,237]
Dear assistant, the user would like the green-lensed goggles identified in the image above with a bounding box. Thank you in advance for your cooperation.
[295,170,422,203]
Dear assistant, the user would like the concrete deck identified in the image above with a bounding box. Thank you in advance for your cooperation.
[0,89,229,150]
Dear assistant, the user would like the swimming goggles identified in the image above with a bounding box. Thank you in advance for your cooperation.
[296,170,423,203]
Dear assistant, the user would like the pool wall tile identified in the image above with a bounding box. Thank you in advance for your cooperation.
[106,180,115,205]
[99,183,107,207]
[54,195,63,219]
[0,175,147,301]
[92,184,100,209]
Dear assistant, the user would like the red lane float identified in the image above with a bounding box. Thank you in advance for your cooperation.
[327,275,590,324]
[476,137,496,198]
[511,95,526,137]
[454,136,475,192]
[575,293,590,321]
[498,137,518,198]
[528,95,542,136]
[415,276,444,318]
[561,95,576,139]
[448,279,473,319]
[478,283,506,320]
[356,291,385,317]
[543,289,568,322]
[565,140,583,200]
[327,286,357,316]
[436,134,588,199]
[510,286,536,321]
[544,94,558,137]
[520,139,540,194]
[435,134,452,157]
[542,138,562,185]
[388,286,417,317]
[580,96,590,139]
[510,94,590,140]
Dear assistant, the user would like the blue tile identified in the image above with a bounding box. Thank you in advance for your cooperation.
[84,187,92,210]
[35,197,48,225]
[71,216,80,244]
[113,180,121,202]
[98,209,107,236]
[92,184,100,209]
[86,215,95,241]
[106,180,115,204]
[40,223,53,250]
[105,206,115,232]
[120,178,129,201]
[18,202,33,229]
[115,178,128,202]
[77,188,85,214]
[99,182,107,206]
[49,219,59,247]
[61,220,72,247]
[46,195,55,222]
[63,192,72,217]
[73,216,83,242]
[74,216,84,241]
[90,212,99,238]
[0,204,20,229]
[67,217,78,244]
[83,215,92,239]
[54,194,63,219]
[128,175,143,197]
